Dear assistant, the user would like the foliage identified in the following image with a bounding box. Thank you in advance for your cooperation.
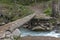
[0,0,13,4]
[44,7,52,16]
[0,4,33,24]
[11,5,33,21]
[0,0,50,5]
[0,0,50,24]
[13,36,21,40]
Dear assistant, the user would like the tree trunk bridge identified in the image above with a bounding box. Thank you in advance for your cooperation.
[0,13,36,34]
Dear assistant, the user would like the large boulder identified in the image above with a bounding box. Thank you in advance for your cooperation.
[12,29,21,37]
[5,31,12,38]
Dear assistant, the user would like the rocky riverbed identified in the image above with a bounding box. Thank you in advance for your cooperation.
[20,27,60,38]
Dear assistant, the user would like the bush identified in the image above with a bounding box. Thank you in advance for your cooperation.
[44,7,52,16]
[0,4,33,24]
[13,36,21,40]
[10,5,33,21]
[0,0,50,5]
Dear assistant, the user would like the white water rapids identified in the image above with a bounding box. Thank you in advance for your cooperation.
[20,27,60,38]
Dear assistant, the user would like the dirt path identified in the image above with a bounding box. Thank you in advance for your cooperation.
[28,3,51,19]
[29,3,44,15]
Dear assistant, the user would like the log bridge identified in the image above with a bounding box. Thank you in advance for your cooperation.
[0,13,36,34]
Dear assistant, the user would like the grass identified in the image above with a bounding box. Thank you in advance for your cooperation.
[43,7,52,16]
[13,36,21,40]
[0,3,33,24]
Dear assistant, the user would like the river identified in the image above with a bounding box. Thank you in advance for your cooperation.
[20,27,60,38]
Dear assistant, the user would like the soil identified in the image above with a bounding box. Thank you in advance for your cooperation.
[21,36,60,40]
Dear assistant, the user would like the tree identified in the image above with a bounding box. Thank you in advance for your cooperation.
[51,0,57,18]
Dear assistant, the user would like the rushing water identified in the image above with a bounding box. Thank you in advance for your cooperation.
[20,27,60,38]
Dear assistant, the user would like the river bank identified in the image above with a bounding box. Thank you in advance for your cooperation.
[21,36,60,40]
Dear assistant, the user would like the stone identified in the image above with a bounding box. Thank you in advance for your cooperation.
[3,38,12,40]
[32,26,45,31]
[5,31,12,38]
[0,39,3,40]
[0,22,5,26]
[35,13,52,19]
[0,33,5,38]
[5,31,11,35]
[23,25,29,28]
[12,29,21,37]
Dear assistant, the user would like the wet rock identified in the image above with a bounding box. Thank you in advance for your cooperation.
[55,26,60,33]
[32,26,45,31]
[55,22,60,33]
[23,17,54,31]
[23,24,29,28]
[12,29,21,37]
[31,23,54,31]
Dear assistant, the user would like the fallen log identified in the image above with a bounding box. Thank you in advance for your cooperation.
[0,13,36,34]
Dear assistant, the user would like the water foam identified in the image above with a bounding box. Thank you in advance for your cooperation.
[20,28,60,38]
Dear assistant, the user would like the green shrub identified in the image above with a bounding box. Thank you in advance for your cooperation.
[44,7,52,16]
[0,4,33,24]
[0,0,50,5]
[13,36,21,40]
[10,5,33,21]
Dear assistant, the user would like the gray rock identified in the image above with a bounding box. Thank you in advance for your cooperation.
[0,33,5,38]
[3,38,12,40]
[12,29,21,37]
[5,31,11,35]
[5,31,12,38]
[32,26,45,31]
